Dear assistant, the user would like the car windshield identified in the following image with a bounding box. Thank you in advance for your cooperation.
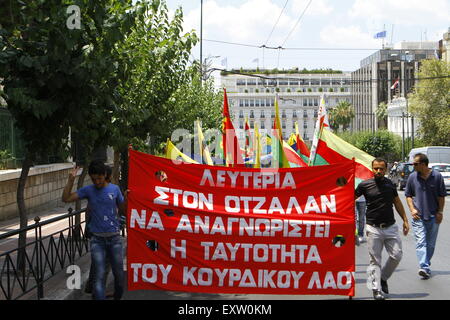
[432,165,450,172]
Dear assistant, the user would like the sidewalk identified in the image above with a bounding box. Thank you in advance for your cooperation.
[0,202,95,300]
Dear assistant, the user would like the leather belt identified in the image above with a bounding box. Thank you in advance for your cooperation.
[367,221,395,229]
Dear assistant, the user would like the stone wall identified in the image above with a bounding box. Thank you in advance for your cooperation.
[0,164,87,221]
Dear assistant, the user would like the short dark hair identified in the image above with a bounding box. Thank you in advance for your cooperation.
[414,153,429,166]
[88,160,107,176]
[372,157,387,168]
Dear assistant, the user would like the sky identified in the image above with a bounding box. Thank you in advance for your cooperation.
[164,0,449,73]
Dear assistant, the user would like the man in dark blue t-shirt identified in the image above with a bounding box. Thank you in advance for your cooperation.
[405,153,447,280]
[62,160,125,300]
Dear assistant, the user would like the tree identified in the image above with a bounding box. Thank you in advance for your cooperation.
[0,0,136,266]
[157,68,223,152]
[337,130,402,161]
[409,59,450,146]
[328,101,355,132]
[375,102,388,128]
[110,0,198,186]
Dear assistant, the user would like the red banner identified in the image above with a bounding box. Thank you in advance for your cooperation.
[127,150,356,296]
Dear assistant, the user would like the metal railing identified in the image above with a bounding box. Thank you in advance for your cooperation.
[0,208,88,300]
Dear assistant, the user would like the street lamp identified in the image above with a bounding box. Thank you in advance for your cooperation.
[200,0,203,79]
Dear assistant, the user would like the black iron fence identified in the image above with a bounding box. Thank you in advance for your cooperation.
[0,208,88,300]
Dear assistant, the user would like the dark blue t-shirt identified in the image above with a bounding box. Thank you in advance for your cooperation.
[405,170,447,220]
[77,183,124,234]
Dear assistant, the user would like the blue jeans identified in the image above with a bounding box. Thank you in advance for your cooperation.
[411,217,440,273]
[90,235,124,300]
[355,201,366,237]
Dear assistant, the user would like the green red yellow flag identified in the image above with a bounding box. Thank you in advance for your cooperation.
[312,128,374,184]
[271,96,290,168]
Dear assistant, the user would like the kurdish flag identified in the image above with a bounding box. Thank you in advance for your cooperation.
[309,95,330,166]
[283,141,308,167]
[271,96,290,168]
[287,122,310,164]
[312,128,374,184]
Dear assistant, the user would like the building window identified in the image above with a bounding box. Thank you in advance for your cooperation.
[260,110,265,118]
[261,121,265,129]
[239,110,244,118]
[245,99,249,107]
[250,99,254,107]
[250,110,255,118]
[303,110,308,118]
[239,99,244,107]
[255,99,260,107]
[239,121,243,129]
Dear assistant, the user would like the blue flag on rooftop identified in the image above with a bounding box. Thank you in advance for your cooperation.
[374,31,386,39]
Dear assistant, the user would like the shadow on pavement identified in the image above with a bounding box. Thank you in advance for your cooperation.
[387,292,429,299]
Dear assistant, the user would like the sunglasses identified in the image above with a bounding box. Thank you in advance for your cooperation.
[413,162,423,166]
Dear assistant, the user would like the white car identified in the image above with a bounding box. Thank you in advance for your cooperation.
[429,163,450,190]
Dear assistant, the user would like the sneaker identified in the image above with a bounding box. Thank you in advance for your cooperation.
[355,235,360,246]
[358,236,365,243]
[373,290,385,300]
[380,279,389,294]
[418,269,430,279]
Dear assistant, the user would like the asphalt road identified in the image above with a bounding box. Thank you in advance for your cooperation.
[114,190,450,301]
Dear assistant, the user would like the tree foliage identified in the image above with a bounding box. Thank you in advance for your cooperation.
[375,102,388,128]
[337,130,402,161]
[112,0,198,153]
[0,0,136,160]
[409,59,450,146]
[328,100,354,131]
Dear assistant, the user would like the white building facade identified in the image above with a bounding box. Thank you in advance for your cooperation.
[221,72,352,146]
[387,97,420,139]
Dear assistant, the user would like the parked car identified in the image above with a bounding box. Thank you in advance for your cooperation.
[429,163,450,190]
[389,162,414,190]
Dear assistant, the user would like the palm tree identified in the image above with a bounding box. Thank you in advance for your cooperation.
[376,102,388,128]
[329,101,355,132]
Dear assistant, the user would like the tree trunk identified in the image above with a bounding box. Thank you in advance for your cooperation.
[120,149,129,191]
[112,148,121,185]
[16,154,33,272]
[74,164,87,240]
